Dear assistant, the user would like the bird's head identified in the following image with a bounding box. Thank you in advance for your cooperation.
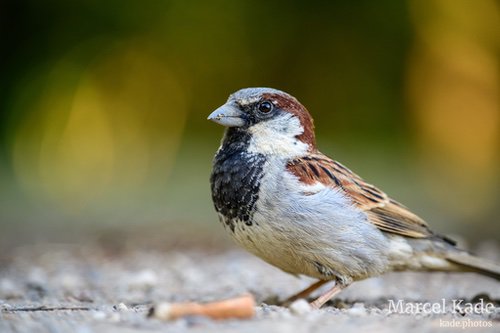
[208,88,316,157]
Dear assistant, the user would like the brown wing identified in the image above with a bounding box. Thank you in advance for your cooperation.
[287,153,433,238]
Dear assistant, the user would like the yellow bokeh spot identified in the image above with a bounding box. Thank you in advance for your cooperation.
[12,38,188,211]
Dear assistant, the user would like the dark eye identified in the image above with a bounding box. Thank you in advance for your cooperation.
[258,101,273,114]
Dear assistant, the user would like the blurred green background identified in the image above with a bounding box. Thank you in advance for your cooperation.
[1,0,498,250]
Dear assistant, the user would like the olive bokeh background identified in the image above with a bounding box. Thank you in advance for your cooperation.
[1,0,498,249]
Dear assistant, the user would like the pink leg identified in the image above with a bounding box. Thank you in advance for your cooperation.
[309,281,347,309]
[283,280,329,305]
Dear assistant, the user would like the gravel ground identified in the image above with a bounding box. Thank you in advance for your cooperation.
[1,242,499,333]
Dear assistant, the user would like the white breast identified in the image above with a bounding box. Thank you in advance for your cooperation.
[226,157,391,282]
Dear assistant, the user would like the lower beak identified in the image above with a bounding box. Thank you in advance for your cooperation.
[207,104,246,127]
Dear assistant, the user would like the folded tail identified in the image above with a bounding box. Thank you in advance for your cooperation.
[446,251,500,281]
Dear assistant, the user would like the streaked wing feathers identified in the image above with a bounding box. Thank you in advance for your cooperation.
[287,154,433,238]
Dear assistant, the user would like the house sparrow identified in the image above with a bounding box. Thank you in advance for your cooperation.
[208,87,500,308]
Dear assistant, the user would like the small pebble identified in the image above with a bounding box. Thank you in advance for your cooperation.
[0,302,12,310]
[114,302,128,311]
[347,302,366,317]
[289,299,312,315]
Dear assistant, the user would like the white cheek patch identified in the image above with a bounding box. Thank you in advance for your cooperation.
[247,114,309,158]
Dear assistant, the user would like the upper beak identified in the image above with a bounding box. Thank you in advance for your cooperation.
[207,104,246,127]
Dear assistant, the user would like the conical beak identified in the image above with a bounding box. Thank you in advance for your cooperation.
[207,104,246,127]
